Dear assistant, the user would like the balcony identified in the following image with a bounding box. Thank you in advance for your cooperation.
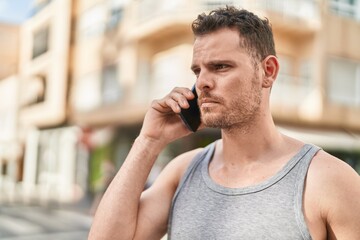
[128,0,195,41]
[329,0,360,21]
[129,0,321,40]
[253,0,321,34]
[270,73,324,124]
[271,74,313,106]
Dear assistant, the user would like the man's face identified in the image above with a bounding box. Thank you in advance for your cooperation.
[191,28,263,131]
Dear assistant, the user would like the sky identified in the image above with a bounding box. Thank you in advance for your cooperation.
[0,0,33,24]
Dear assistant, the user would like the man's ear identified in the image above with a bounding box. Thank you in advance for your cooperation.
[261,55,279,88]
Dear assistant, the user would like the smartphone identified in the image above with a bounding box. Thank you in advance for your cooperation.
[179,85,201,132]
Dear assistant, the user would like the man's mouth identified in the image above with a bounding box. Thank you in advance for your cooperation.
[199,98,220,108]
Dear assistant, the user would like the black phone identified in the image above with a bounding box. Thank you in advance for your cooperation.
[179,85,201,132]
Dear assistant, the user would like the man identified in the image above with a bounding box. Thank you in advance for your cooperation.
[89,6,360,240]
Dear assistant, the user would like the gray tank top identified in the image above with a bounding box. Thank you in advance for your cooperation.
[168,142,321,240]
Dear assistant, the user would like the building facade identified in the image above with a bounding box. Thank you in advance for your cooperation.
[0,23,19,79]
[0,22,21,202]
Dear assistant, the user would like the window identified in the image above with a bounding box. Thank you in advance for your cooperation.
[36,131,59,185]
[1,162,7,175]
[330,0,360,20]
[101,65,122,104]
[272,55,293,101]
[106,7,123,30]
[78,4,107,38]
[106,0,129,30]
[271,56,313,105]
[252,0,319,20]
[299,60,313,88]
[151,45,193,99]
[327,57,360,106]
[73,73,101,112]
[32,27,49,59]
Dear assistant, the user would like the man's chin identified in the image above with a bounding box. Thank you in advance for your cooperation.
[202,118,228,129]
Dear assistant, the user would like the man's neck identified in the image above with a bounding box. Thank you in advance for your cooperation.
[218,119,285,165]
[209,120,303,188]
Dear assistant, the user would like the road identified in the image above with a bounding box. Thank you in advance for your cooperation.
[0,204,92,240]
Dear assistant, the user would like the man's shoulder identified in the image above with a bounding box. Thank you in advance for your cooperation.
[163,147,205,186]
[171,147,205,168]
[309,150,358,182]
[306,149,360,215]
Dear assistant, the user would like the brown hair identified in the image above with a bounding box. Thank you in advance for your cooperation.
[192,6,276,62]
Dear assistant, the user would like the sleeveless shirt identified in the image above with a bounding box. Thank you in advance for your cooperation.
[168,142,321,240]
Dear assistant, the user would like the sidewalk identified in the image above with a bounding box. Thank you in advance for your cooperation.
[0,197,169,240]
[0,202,92,240]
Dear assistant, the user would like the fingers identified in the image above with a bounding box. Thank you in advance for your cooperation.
[153,87,195,114]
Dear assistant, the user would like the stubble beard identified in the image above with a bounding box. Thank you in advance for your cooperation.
[200,78,262,133]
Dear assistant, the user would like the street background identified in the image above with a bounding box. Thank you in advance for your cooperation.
[0,0,360,239]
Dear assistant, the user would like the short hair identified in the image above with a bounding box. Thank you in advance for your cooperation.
[192,6,276,62]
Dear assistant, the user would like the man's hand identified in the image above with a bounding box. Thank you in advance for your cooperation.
[140,87,197,146]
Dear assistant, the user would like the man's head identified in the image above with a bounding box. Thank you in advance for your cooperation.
[191,6,279,132]
[192,6,276,64]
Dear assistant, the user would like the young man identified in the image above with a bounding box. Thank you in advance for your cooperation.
[89,6,360,240]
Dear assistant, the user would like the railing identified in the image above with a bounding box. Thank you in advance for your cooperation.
[271,74,313,106]
[252,0,319,20]
[136,0,189,23]
[134,0,320,24]
[329,0,360,21]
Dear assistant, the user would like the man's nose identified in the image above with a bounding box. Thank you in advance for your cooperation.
[196,70,215,92]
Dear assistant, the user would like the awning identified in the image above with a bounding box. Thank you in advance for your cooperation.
[277,126,360,151]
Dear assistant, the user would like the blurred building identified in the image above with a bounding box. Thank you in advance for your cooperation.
[0,0,359,205]
[0,0,78,203]
[0,23,19,79]
[0,22,22,202]
[17,0,80,204]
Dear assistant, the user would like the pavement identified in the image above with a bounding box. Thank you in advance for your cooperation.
[0,203,92,240]
[0,198,168,240]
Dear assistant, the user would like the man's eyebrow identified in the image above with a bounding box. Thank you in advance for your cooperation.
[191,60,235,68]
[190,64,199,72]
[207,60,235,65]
[190,60,237,72]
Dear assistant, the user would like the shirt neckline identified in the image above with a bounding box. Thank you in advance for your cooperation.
[201,142,313,195]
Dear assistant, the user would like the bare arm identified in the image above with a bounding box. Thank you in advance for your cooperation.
[324,157,360,239]
[88,87,197,240]
[133,148,202,239]
[308,151,360,240]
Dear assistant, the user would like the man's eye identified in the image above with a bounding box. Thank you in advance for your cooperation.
[215,64,228,70]
[193,69,200,77]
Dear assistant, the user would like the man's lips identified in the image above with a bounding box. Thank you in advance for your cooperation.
[199,98,220,107]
